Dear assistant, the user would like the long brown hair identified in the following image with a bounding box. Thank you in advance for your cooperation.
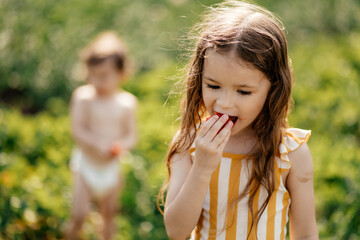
[158,1,293,238]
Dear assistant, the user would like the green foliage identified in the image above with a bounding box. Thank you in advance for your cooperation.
[0,65,179,239]
[289,33,360,239]
[0,108,73,239]
[2,0,359,112]
[0,0,221,112]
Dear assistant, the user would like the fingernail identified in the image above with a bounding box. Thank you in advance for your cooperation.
[222,114,229,120]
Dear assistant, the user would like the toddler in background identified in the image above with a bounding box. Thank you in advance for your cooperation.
[66,32,137,240]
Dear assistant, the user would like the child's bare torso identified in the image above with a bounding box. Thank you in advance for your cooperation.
[76,84,136,159]
[88,93,129,141]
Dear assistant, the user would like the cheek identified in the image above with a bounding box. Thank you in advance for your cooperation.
[240,95,267,119]
[251,95,268,118]
[109,73,121,84]
[202,87,214,107]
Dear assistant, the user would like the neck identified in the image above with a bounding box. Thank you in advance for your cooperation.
[232,124,255,139]
[94,88,116,98]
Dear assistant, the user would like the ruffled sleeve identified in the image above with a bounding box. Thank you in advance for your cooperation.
[189,142,196,157]
[277,128,311,170]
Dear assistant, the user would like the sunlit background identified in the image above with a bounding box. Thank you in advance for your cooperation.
[0,0,359,239]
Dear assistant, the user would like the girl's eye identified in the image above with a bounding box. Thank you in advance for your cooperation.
[206,84,220,89]
[238,90,252,95]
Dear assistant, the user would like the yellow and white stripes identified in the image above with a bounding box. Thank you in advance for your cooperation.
[189,128,311,240]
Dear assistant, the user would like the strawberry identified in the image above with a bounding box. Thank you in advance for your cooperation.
[206,112,238,133]
[110,143,122,156]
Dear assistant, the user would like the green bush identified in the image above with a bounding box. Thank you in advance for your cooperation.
[0,108,73,239]
[289,34,360,239]
[0,64,180,239]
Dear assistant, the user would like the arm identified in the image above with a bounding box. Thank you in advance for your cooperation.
[70,89,110,159]
[287,143,319,240]
[116,103,137,151]
[164,150,210,239]
[164,114,233,239]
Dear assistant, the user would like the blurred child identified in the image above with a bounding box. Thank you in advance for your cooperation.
[66,32,137,240]
[160,1,318,239]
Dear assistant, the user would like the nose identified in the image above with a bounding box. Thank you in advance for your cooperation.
[216,90,234,109]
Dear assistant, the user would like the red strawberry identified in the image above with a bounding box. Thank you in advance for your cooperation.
[206,112,223,121]
[205,112,238,133]
[110,143,122,156]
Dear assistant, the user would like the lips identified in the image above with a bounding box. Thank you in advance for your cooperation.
[206,112,238,133]
[227,115,239,124]
[207,112,238,123]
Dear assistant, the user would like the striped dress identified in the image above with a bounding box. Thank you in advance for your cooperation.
[190,128,311,240]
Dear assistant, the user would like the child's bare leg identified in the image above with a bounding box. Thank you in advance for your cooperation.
[65,173,91,240]
[98,184,120,240]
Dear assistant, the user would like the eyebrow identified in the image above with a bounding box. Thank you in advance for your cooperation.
[203,75,258,89]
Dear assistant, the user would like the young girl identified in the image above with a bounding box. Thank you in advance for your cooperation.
[160,2,318,240]
[66,32,137,240]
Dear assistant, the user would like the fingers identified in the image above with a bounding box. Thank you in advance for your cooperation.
[199,114,229,139]
[212,120,233,147]
[207,114,230,140]
[193,115,232,173]
[198,114,220,138]
[216,122,232,150]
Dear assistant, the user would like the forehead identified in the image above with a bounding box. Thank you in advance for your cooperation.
[203,49,268,85]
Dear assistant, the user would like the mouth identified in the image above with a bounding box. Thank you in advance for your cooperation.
[205,112,239,134]
[214,112,239,125]
[206,112,239,125]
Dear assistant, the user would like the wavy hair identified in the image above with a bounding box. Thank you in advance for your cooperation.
[158,1,293,238]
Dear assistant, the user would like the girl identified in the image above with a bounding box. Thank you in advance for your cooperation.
[160,1,318,240]
[66,32,137,240]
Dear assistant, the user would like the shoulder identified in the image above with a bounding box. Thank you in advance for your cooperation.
[285,129,314,183]
[70,85,96,113]
[288,143,313,171]
[283,127,312,164]
[278,128,312,169]
[116,90,138,109]
[71,85,96,103]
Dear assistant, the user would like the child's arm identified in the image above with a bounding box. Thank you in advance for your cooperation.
[164,115,232,239]
[164,149,202,239]
[115,101,137,151]
[287,143,319,240]
[70,89,110,159]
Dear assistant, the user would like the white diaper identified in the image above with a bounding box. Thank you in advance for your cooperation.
[70,148,120,198]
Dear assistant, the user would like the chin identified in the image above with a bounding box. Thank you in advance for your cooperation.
[230,122,252,136]
[230,126,241,136]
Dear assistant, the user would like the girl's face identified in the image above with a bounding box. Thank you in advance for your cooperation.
[202,49,271,136]
[87,59,123,96]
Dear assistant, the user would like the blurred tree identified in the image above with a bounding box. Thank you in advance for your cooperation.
[1,0,359,112]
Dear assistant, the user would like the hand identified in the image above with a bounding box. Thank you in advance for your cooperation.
[193,114,233,176]
[96,140,113,160]
[110,141,122,157]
